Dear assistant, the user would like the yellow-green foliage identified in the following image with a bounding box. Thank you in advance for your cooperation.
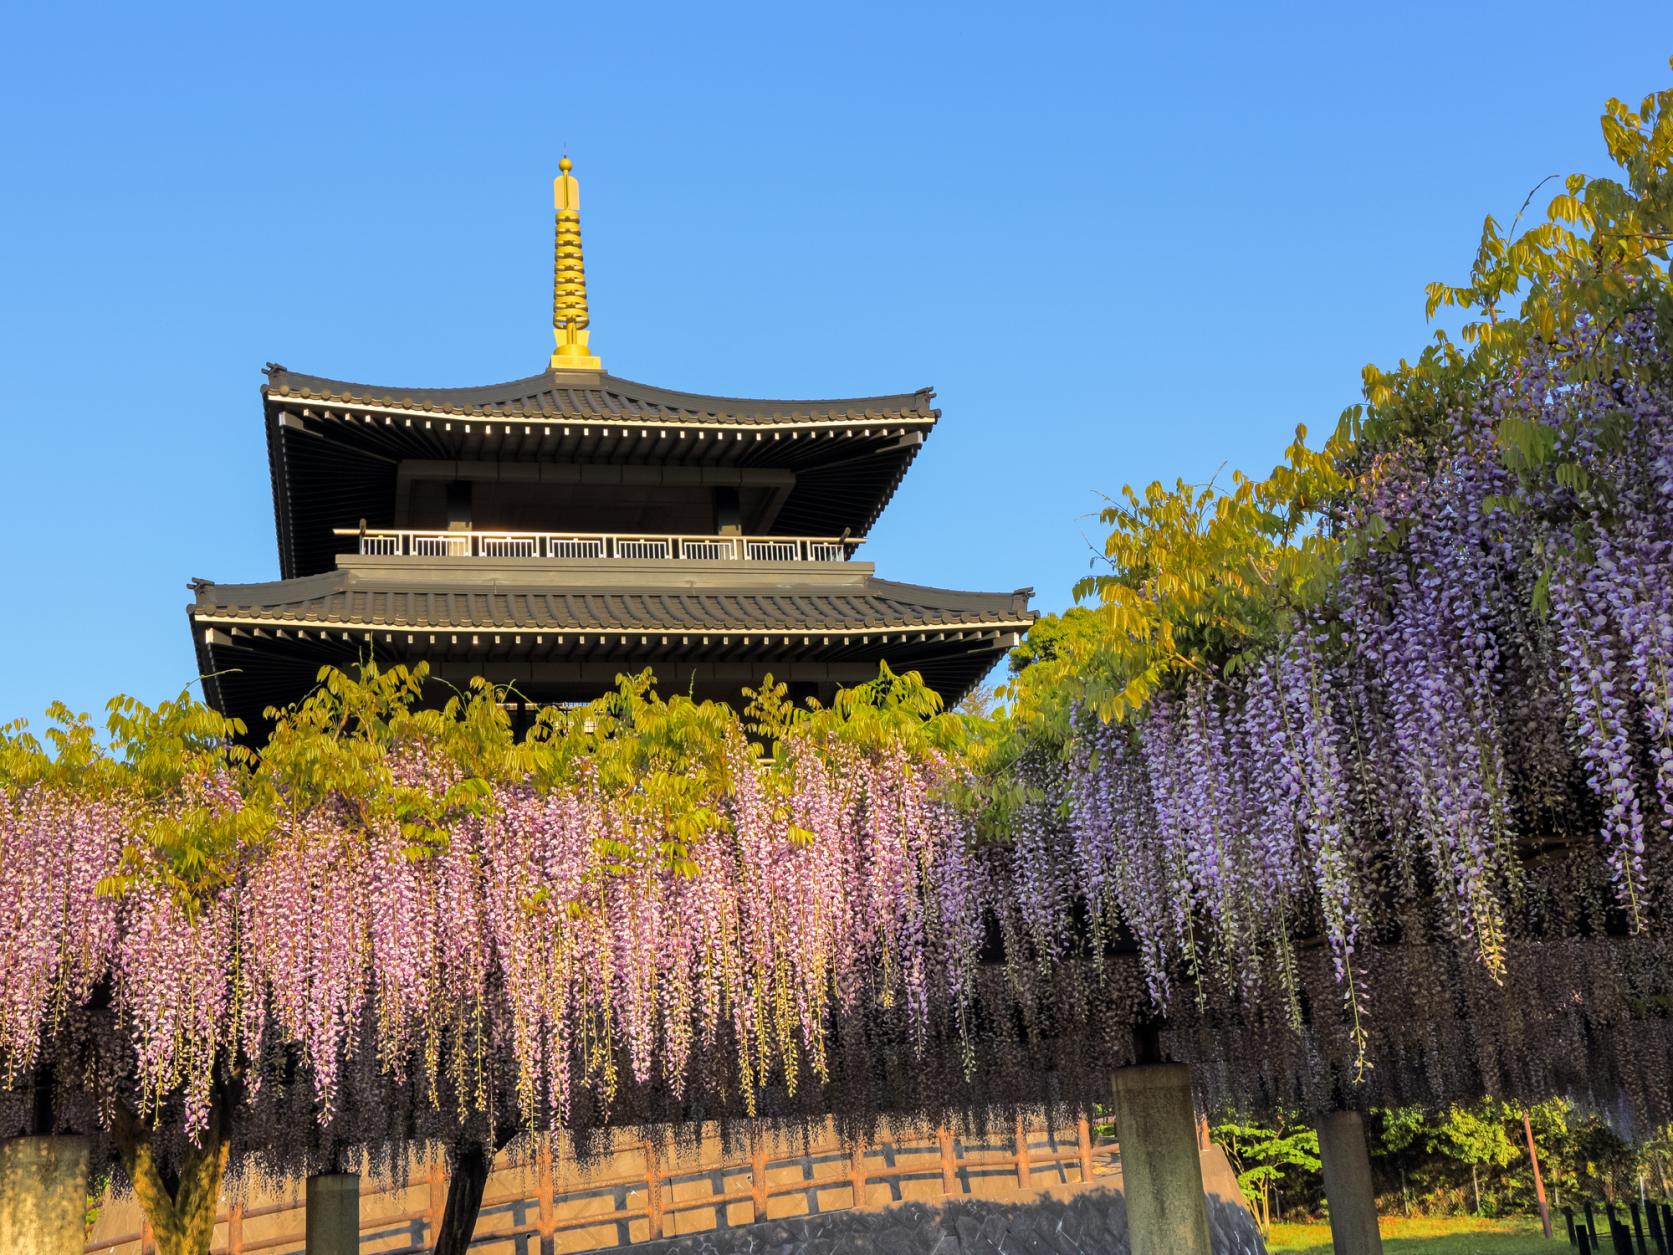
[1363,71,1673,440]
[1010,424,1348,735]
[0,658,975,912]
[1001,65,1673,753]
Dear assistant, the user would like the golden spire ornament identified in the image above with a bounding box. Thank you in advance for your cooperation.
[549,156,602,371]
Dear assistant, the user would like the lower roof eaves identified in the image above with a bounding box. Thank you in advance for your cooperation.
[187,563,1033,730]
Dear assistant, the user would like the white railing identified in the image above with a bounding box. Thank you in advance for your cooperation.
[413,534,468,557]
[335,529,861,563]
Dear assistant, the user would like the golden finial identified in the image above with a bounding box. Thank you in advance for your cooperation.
[549,155,602,371]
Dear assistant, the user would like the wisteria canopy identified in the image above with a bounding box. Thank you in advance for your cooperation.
[4,68,1673,1250]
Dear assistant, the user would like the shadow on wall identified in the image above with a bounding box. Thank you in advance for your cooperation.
[81,1128,1258,1252]
[629,1191,1267,1255]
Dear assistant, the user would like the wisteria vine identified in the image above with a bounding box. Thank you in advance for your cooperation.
[5,103,1673,1193]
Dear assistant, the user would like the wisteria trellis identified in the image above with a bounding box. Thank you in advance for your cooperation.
[6,317,1673,1174]
[7,279,1673,1193]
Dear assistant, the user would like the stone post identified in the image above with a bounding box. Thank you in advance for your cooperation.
[0,1135,90,1255]
[1317,1109,1383,1255]
[1111,1063,1212,1255]
[305,1172,359,1254]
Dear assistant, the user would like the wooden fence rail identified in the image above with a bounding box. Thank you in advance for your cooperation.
[86,1119,1117,1255]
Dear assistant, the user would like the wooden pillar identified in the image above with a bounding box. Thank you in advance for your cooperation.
[643,1139,664,1239]
[848,1142,869,1209]
[1014,1115,1033,1190]
[1112,1063,1212,1255]
[227,1201,244,1255]
[750,1132,770,1222]
[1076,1116,1096,1185]
[139,1217,155,1255]
[0,1136,90,1255]
[1317,1110,1383,1255]
[305,1172,360,1255]
[536,1141,557,1255]
[937,1127,959,1196]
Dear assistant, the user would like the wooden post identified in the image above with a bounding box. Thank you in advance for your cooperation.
[750,1131,770,1222]
[1609,1207,1634,1254]
[1523,1109,1553,1240]
[1076,1116,1095,1185]
[1014,1115,1032,1190]
[644,1139,664,1239]
[537,1141,557,1255]
[848,1142,869,1209]
[937,1127,959,1196]
[139,1217,155,1255]
[227,1201,244,1255]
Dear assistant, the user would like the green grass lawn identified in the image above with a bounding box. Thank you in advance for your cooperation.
[1266,1215,1556,1253]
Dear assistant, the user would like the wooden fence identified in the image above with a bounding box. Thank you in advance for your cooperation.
[85,1117,1118,1255]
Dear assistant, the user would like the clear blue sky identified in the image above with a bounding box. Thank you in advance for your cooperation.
[0,4,1666,724]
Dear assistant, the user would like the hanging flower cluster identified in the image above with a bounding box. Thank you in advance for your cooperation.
[1049,308,1673,1098]
[4,675,1102,1169]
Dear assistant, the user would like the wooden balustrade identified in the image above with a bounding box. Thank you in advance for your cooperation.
[84,1121,1116,1255]
[333,528,860,564]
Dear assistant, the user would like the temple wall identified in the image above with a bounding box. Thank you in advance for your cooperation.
[82,1119,1251,1254]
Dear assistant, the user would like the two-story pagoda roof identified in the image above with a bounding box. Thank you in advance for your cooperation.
[189,157,1031,730]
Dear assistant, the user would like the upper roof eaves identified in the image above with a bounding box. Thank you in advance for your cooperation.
[262,365,939,428]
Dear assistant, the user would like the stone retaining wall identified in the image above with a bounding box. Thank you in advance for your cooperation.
[630,1191,1267,1255]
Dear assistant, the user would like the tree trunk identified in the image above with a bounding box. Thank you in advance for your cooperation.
[432,1143,492,1255]
[113,1102,228,1255]
[1522,1109,1552,1240]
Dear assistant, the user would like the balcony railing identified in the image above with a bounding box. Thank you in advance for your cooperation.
[335,528,860,563]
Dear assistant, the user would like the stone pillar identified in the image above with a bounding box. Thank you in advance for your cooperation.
[305,1172,359,1254]
[1317,1109,1383,1255]
[0,1136,90,1255]
[1112,1063,1212,1255]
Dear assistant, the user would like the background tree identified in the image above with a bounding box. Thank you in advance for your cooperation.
[1211,1110,1321,1233]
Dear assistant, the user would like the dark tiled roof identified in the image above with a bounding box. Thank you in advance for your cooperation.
[263,366,939,428]
[189,565,1033,729]
[190,567,1033,635]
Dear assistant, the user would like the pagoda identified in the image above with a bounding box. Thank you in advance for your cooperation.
[187,159,1034,730]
